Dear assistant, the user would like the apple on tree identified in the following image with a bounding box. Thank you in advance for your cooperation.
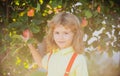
[22,29,32,42]
[27,8,35,17]
[81,17,88,27]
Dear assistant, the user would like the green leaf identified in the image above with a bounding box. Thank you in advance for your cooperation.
[36,3,40,12]
[109,1,114,7]
[32,19,41,25]
[85,10,92,18]
[29,23,40,33]
[8,22,22,28]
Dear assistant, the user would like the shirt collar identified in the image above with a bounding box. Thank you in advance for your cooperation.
[53,46,74,55]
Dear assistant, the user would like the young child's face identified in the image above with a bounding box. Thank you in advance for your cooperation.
[53,25,74,49]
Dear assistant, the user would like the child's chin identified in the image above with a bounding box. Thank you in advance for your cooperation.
[58,46,68,49]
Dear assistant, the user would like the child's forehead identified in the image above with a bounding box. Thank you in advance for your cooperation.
[54,24,71,30]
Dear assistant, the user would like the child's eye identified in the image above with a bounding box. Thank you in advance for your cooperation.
[64,31,70,35]
[64,32,68,34]
[55,32,59,34]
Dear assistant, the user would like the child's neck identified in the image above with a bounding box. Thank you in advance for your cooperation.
[59,46,72,50]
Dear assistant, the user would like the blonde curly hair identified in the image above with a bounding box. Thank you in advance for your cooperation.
[45,12,84,54]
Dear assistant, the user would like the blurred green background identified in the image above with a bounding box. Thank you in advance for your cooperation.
[0,0,120,76]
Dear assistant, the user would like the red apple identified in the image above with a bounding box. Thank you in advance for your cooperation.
[81,17,88,27]
[97,6,101,13]
[22,29,30,38]
[27,8,35,17]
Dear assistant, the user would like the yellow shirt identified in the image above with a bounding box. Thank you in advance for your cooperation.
[42,47,88,76]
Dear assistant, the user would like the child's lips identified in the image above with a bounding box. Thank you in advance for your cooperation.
[57,41,65,43]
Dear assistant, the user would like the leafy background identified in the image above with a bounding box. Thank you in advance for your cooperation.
[0,0,120,76]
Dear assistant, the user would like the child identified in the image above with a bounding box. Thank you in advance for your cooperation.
[24,12,88,76]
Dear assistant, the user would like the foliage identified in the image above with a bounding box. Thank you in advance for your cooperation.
[0,0,120,76]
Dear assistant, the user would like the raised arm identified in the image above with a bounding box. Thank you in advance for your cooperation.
[27,43,42,68]
[22,29,43,68]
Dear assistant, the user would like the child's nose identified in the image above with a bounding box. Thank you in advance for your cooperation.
[59,34,64,39]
